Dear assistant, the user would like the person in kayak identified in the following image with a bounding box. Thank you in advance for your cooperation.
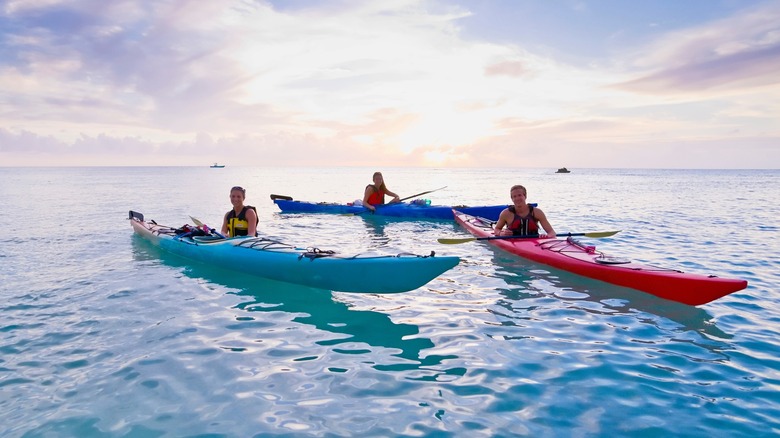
[221,186,258,237]
[494,185,556,238]
[362,171,400,212]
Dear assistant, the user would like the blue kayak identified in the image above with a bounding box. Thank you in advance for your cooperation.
[271,195,506,220]
[129,211,459,293]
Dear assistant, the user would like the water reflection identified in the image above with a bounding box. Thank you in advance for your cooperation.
[358,215,390,247]
[131,235,440,369]
[485,249,731,339]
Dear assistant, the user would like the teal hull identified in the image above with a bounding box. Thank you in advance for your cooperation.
[130,212,458,293]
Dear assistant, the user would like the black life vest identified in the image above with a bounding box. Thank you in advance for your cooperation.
[508,204,539,236]
[225,206,258,237]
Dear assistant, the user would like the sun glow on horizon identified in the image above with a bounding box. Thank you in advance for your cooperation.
[1,1,778,168]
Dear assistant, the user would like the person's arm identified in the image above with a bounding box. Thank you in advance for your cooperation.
[363,186,377,211]
[385,188,400,203]
[535,209,556,238]
[493,209,511,236]
[246,208,258,237]
[221,212,229,237]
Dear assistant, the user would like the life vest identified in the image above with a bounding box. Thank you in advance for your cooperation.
[225,206,258,237]
[366,185,385,206]
[508,204,539,236]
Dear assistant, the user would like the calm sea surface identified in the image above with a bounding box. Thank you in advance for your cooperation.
[1,166,779,437]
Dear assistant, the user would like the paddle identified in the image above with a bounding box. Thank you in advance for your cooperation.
[189,216,204,227]
[346,186,448,216]
[437,230,621,244]
[397,186,447,203]
[189,216,227,239]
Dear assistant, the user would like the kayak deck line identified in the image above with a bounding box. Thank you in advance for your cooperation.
[234,236,441,260]
[547,236,742,278]
[542,237,692,274]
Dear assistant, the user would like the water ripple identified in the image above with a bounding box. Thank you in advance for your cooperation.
[1,167,779,436]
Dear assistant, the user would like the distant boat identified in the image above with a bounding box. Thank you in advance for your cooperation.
[555,167,571,174]
[210,163,225,168]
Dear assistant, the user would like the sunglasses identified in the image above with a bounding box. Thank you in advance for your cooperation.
[231,186,246,194]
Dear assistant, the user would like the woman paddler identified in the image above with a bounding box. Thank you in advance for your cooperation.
[220,186,258,237]
[362,171,400,212]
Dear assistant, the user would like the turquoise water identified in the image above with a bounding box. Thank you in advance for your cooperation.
[1,166,779,437]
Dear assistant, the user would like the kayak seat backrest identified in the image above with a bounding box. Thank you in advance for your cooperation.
[595,256,631,265]
[174,225,208,237]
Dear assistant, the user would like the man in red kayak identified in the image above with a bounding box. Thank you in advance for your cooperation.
[494,185,557,238]
[362,171,400,212]
[221,186,258,237]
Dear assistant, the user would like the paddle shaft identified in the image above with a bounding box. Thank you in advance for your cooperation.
[480,232,602,241]
[397,186,447,203]
[438,230,620,244]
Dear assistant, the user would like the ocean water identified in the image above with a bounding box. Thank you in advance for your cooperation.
[1,166,779,437]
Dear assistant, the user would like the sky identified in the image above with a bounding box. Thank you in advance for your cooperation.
[1,0,779,168]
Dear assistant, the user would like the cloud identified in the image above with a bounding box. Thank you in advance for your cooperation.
[2,1,483,137]
[1,0,778,168]
[615,2,780,94]
[484,60,530,78]
[0,125,431,167]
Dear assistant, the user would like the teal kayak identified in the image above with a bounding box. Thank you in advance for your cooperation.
[271,195,506,220]
[129,211,459,293]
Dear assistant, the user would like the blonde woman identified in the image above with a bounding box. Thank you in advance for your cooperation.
[220,186,258,237]
[362,172,400,212]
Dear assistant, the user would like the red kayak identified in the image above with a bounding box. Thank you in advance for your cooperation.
[452,211,747,306]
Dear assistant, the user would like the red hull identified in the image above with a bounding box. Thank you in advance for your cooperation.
[454,211,747,306]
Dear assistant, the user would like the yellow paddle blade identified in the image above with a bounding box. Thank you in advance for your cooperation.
[575,230,621,238]
[437,237,479,244]
[189,216,204,227]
